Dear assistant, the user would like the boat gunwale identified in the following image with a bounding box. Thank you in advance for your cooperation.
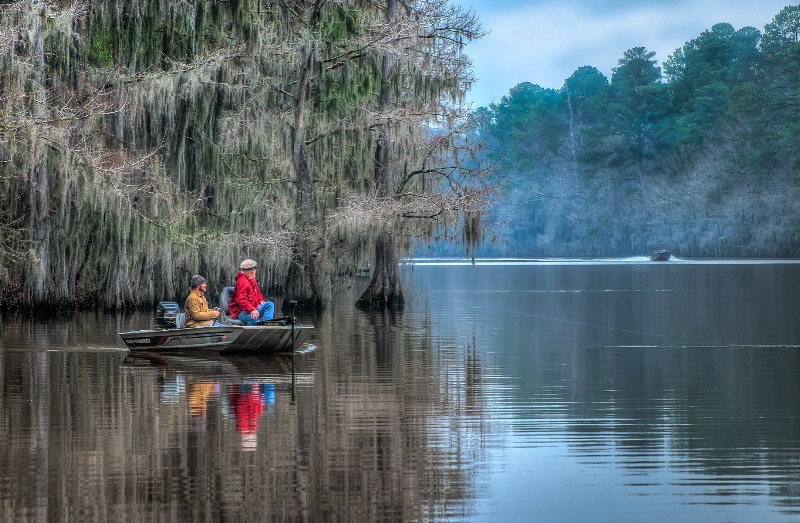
[119,323,314,353]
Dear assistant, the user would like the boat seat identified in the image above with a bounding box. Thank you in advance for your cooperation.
[219,286,245,326]
[176,312,186,329]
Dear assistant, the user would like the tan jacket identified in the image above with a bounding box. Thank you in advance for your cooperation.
[184,291,215,328]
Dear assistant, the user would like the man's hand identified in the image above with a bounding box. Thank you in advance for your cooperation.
[212,308,221,318]
[250,309,259,320]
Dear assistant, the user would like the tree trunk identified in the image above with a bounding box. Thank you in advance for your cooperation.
[356,232,404,311]
[284,41,324,311]
[357,0,404,311]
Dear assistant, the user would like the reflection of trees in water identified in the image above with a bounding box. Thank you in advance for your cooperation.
[0,315,493,520]
[305,311,493,520]
[557,346,800,502]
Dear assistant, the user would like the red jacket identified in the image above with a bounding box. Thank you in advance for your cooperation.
[229,271,264,317]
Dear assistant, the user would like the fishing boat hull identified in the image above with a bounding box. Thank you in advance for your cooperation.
[650,250,671,261]
[119,326,242,351]
[119,323,313,353]
[227,324,313,352]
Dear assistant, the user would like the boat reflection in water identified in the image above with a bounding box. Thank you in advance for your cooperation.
[122,350,314,450]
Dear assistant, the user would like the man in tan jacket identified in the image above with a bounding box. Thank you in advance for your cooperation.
[184,275,221,328]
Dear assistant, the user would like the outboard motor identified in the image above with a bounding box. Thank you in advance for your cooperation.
[155,302,181,329]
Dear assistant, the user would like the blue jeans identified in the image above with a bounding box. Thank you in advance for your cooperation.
[237,301,274,325]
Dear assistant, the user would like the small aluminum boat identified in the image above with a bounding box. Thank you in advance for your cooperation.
[119,298,313,353]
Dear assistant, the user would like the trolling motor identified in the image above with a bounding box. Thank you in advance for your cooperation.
[155,302,181,329]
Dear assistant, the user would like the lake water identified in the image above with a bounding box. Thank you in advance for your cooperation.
[2,259,800,522]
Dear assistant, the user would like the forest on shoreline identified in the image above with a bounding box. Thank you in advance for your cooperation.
[425,5,800,259]
[0,0,490,311]
[3,2,800,312]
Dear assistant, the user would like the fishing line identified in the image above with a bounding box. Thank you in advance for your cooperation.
[382,274,664,338]
[417,290,666,339]
[304,264,665,339]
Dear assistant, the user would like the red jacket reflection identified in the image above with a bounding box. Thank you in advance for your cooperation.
[230,384,262,435]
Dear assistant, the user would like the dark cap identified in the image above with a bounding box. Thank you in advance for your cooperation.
[190,275,206,287]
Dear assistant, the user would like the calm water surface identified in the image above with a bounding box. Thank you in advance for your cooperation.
[2,259,800,522]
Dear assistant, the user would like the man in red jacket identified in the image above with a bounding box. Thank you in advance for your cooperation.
[229,259,275,325]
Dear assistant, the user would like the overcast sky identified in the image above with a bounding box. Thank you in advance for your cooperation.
[453,0,795,108]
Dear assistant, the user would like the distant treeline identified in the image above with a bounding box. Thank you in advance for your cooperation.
[449,5,800,258]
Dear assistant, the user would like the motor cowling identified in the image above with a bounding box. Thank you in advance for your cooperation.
[155,301,181,329]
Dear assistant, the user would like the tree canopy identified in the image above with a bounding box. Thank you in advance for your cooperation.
[0,0,490,310]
